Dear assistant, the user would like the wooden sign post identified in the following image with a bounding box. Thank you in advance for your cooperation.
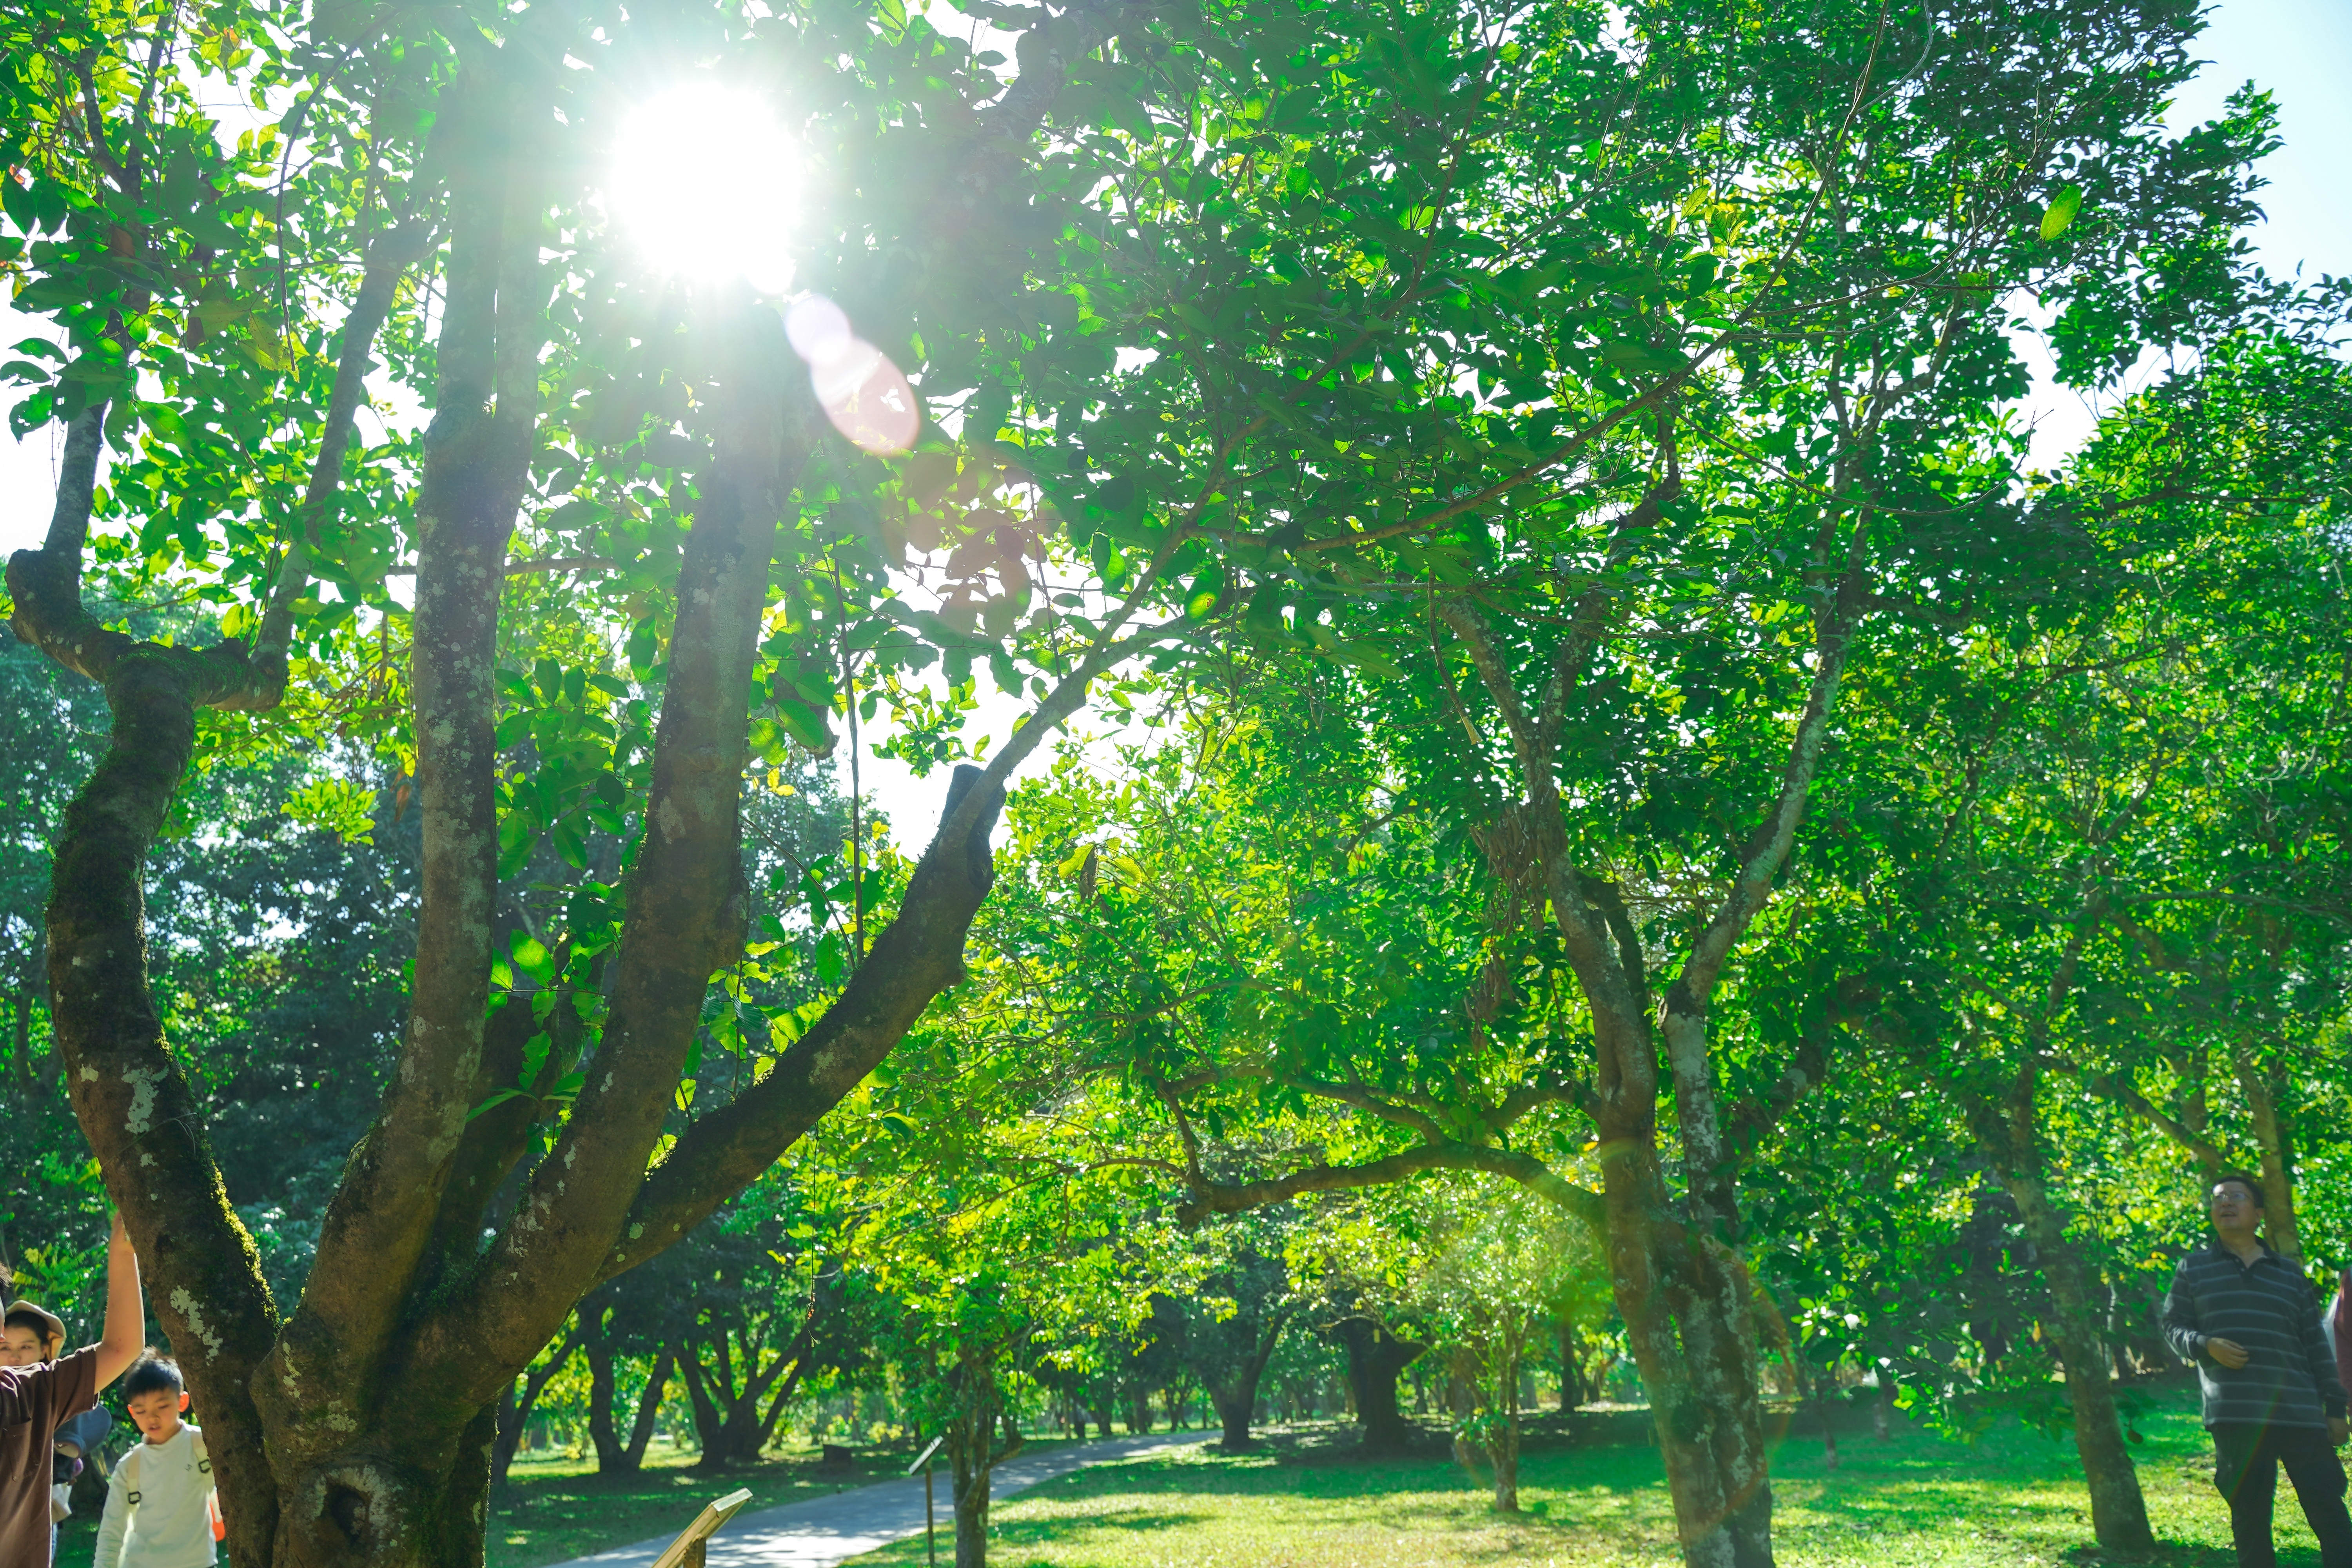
[647,1486,755,1568]
[907,1436,946,1568]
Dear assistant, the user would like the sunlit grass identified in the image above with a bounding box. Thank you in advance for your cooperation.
[845,1385,2310,1567]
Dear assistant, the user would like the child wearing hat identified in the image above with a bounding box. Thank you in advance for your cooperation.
[0,1215,147,1566]
[2,1299,116,1561]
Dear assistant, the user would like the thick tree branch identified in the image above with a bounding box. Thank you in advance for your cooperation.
[1286,1078,1447,1142]
[1533,474,1681,753]
[412,308,811,1406]
[41,646,285,1564]
[595,760,1008,1285]
[259,71,538,1459]
[1722,1015,1838,1152]
[1672,537,1871,1011]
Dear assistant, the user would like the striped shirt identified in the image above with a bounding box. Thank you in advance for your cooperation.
[2162,1240,2348,1430]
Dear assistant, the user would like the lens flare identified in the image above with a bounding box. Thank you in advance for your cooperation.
[607,85,799,295]
[785,295,920,457]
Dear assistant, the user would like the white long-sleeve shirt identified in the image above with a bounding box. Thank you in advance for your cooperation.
[93,1425,216,1568]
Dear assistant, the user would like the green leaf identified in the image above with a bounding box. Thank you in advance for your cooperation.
[510,932,556,987]
[465,1088,527,1122]
[520,1030,553,1087]
[2040,185,2082,241]
[814,931,848,989]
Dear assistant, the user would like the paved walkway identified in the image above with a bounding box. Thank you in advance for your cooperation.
[562,1432,1205,1568]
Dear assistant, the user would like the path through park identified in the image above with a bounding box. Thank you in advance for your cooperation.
[559,1433,1205,1568]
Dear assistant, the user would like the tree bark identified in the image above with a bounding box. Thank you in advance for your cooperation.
[621,1348,676,1471]
[1491,1350,1521,1512]
[583,1290,624,1473]
[2237,1045,2301,1263]
[946,1354,1023,1568]
[677,1310,813,1469]
[1430,474,1877,1567]
[1335,1317,1423,1452]
[1209,1314,1287,1451]
[2002,1169,2154,1553]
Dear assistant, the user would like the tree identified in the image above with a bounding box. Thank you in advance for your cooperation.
[1805,311,2352,1549]
[1179,1229,1295,1452]
[1409,1184,1600,1512]
[579,1271,681,1475]
[668,1194,873,1470]
[490,1327,584,1486]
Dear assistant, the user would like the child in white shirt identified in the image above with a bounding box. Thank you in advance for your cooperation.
[93,1356,217,1568]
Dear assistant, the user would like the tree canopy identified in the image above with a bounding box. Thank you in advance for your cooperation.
[2,0,2348,1564]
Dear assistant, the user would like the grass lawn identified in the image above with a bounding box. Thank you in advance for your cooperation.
[489,1441,932,1568]
[845,1383,2327,1567]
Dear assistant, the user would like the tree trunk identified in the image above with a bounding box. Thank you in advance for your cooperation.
[946,1357,1023,1568]
[586,1338,622,1473]
[1439,469,1866,1563]
[493,1332,580,1486]
[677,1302,817,1469]
[1492,1359,1521,1513]
[1335,1317,1422,1452]
[8,19,1141,1565]
[1213,1390,1253,1449]
[1657,996,1776,1568]
[951,1464,991,1568]
[1805,1362,1838,1470]
[1591,996,1775,1568]
[2238,1046,2301,1263]
[1207,1312,1289,1451]
[677,1335,724,1464]
[2003,1170,2155,1554]
[620,1348,675,1470]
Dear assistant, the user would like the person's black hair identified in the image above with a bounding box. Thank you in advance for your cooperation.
[2209,1171,2265,1207]
[3,1305,60,1351]
[122,1354,184,1401]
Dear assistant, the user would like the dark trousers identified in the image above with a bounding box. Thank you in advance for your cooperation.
[2212,1422,2352,1568]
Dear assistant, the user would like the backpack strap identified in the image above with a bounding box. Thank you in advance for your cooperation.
[122,1441,143,1508]
[194,1430,210,1475]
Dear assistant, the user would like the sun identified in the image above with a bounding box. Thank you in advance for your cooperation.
[606,84,800,294]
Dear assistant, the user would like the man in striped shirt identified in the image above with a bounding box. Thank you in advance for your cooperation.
[2162,1172,2352,1568]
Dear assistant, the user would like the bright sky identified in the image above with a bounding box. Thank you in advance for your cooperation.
[2,0,2345,839]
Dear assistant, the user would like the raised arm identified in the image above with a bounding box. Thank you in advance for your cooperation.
[93,1211,145,1389]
